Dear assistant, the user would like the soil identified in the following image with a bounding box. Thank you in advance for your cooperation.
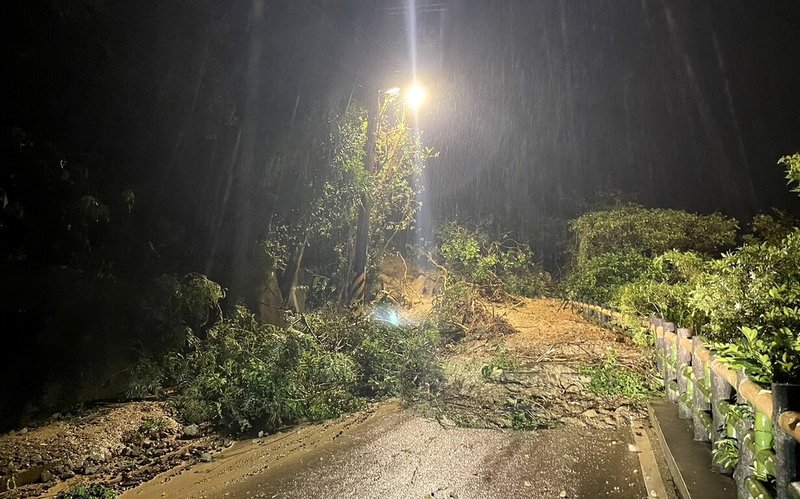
[0,402,229,497]
[422,297,655,431]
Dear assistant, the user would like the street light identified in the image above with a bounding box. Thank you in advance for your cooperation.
[349,84,425,310]
[405,84,425,111]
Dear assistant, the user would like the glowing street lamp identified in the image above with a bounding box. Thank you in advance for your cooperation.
[349,83,425,309]
[405,84,425,111]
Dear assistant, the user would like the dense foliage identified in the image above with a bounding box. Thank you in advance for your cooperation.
[565,251,650,305]
[0,87,434,427]
[571,155,800,384]
[436,222,546,298]
[565,204,735,303]
[569,204,737,266]
[130,307,442,431]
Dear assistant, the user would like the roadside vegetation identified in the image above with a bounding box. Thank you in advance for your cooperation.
[130,307,442,432]
[128,220,548,433]
[564,153,800,385]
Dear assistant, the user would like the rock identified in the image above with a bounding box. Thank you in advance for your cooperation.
[200,453,212,463]
[258,431,264,438]
[581,409,598,418]
[51,413,62,420]
[89,450,107,463]
[19,428,28,434]
[559,491,567,498]
[83,464,98,475]
[438,415,456,428]
[40,470,53,482]
[627,444,640,453]
[183,424,199,438]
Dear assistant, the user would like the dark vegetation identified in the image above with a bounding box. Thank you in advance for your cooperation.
[565,154,800,384]
[125,220,546,432]
[129,307,441,431]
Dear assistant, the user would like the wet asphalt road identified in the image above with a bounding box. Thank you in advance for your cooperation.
[171,408,649,499]
[125,403,652,498]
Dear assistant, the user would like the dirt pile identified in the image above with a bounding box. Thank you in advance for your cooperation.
[426,298,655,431]
[0,402,229,497]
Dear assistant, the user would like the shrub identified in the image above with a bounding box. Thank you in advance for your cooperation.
[743,209,798,247]
[613,250,709,334]
[437,222,545,298]
[708,326,800,385]
[780,152,800,192]
[689,230,800,343]
[570,204,737,266]
[564,251,650,303]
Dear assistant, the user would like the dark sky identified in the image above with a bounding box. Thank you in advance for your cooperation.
[5,0,800,256]
[408,1,800,233]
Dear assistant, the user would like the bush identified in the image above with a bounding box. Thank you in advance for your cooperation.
[689,229,800,383]
[566,205,736,307]
[780,152,800,193]
[613,251,709,334]
[564,251,650,304]
[570,204,737,266]
[437,222,545,297]
[743,209,798,247]
[689,231,800,342]
[131,307,442,430]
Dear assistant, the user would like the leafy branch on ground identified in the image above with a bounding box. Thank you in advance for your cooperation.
[57,484,117,499]
[436,222,547,299]
[130,307,442,431]
[579,350,660,402]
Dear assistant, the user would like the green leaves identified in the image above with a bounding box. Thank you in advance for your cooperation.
[566,250,650,303]
[437,223,546,298]
[131,308,442,431]
[578,350,661,403]
[779,153,800,193]
[570,204,737,266]
[712,438,739,469]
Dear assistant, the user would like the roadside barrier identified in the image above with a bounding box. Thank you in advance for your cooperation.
[574,301,800,499]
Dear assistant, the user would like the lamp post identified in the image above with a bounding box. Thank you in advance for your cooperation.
[349,85,424,310]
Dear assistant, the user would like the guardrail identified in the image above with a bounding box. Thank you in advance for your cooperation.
[575,302,800,499]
